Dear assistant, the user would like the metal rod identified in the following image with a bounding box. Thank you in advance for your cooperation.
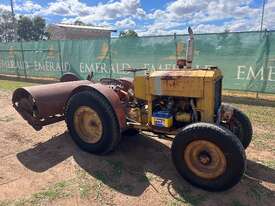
[174,33,178,61]
[257,0,266,99]
[260,0,266,31]
[186,27,194,68]
[10,0,17,41]
[109,37,112,78]
[57,40,63,76]
[0,49,59,52]
[20,41,27,78]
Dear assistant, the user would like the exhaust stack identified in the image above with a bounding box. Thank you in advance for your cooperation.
[186,27,194,69]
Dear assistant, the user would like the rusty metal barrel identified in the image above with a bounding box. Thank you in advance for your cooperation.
[12,80,92,130]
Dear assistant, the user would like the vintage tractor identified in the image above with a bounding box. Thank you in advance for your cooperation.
[12,28,252,191]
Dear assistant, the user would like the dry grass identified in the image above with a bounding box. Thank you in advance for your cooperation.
[0,80,36,91]
[0,80,274,206]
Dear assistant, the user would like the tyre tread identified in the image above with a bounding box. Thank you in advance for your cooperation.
[65,90,121,154]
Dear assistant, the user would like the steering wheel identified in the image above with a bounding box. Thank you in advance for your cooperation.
[100,78,124,87]
[123,68,148,73]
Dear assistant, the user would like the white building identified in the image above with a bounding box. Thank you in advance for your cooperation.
[47,24,116,40]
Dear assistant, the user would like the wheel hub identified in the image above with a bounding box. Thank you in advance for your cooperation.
[198,151,211,165]
[184,140,227,179]
[73,106,103,144]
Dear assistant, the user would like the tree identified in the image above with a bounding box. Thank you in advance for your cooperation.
[74,20,86,26]
[17,16,33,41]
[73,20,94,26]
[119,30,138,38]
[33,16,48,41]
[0,9,15,42]
[17,15,48,41]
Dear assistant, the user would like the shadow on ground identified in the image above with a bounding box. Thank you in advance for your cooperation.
[16,132,275,204]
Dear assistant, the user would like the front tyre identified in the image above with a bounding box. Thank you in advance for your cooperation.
[171,123,246,191]
[66,91,121,155]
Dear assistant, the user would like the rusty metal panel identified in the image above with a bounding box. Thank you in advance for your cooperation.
[92,84,126,129]
[71,83,126,129]
[149,74,204,98]
[12,80,126,130]
[13,80,92,118]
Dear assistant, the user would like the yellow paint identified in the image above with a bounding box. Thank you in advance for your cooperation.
[133,68,223,126]
[134,75,148,100]
[175,112,192,122]
[152,116,173,128]
[73,106,103,143]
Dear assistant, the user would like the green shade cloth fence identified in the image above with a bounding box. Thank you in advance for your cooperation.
[0,31,275,93]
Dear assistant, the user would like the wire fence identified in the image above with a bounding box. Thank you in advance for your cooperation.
[0,30,275,93]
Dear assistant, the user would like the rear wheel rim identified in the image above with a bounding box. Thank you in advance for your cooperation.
[73,106,103,144]
[183,140,227,179]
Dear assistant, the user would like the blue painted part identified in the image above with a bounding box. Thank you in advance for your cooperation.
[152,111,173,118]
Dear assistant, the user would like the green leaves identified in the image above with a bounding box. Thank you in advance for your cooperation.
[17,16,48,41]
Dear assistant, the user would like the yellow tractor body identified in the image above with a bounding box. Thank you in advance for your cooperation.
[131,68,223,134]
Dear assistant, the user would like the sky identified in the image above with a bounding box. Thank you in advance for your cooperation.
[0,0,274,36]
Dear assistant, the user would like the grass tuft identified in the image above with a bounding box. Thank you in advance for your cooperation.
[0,180,73,206]
[168,185,208,206]
[75,168,92,199]
[0,80,36,91]
[0,116,15,122]
[31,180,71,203]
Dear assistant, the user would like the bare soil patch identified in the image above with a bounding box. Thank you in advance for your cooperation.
[0,88,274,206]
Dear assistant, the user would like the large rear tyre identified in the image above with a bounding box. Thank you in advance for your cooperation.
[65,91,121,154]
[221,103,253,149]
[171,123,246,191]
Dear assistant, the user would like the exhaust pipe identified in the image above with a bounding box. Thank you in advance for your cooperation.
[176,27,194,69]
[12,80,92,130]
[186,27,194,69]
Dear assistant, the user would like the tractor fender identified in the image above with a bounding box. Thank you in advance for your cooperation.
[68,83,126,130]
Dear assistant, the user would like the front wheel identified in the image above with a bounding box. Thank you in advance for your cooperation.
[171,123,246,191]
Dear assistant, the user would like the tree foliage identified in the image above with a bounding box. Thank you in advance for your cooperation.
[0,8,48,42]
[0,9,15,42]
[74,20,86,26]
[33,16,48,40]
[119,30,138,38]
[17,16,48,41]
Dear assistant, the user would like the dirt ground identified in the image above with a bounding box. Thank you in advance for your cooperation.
[0,88,274,206]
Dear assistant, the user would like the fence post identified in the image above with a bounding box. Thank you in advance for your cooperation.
[108,37,112,78]
[20,41,27,78]
[174,33,178,62]
[58,40,63,77]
